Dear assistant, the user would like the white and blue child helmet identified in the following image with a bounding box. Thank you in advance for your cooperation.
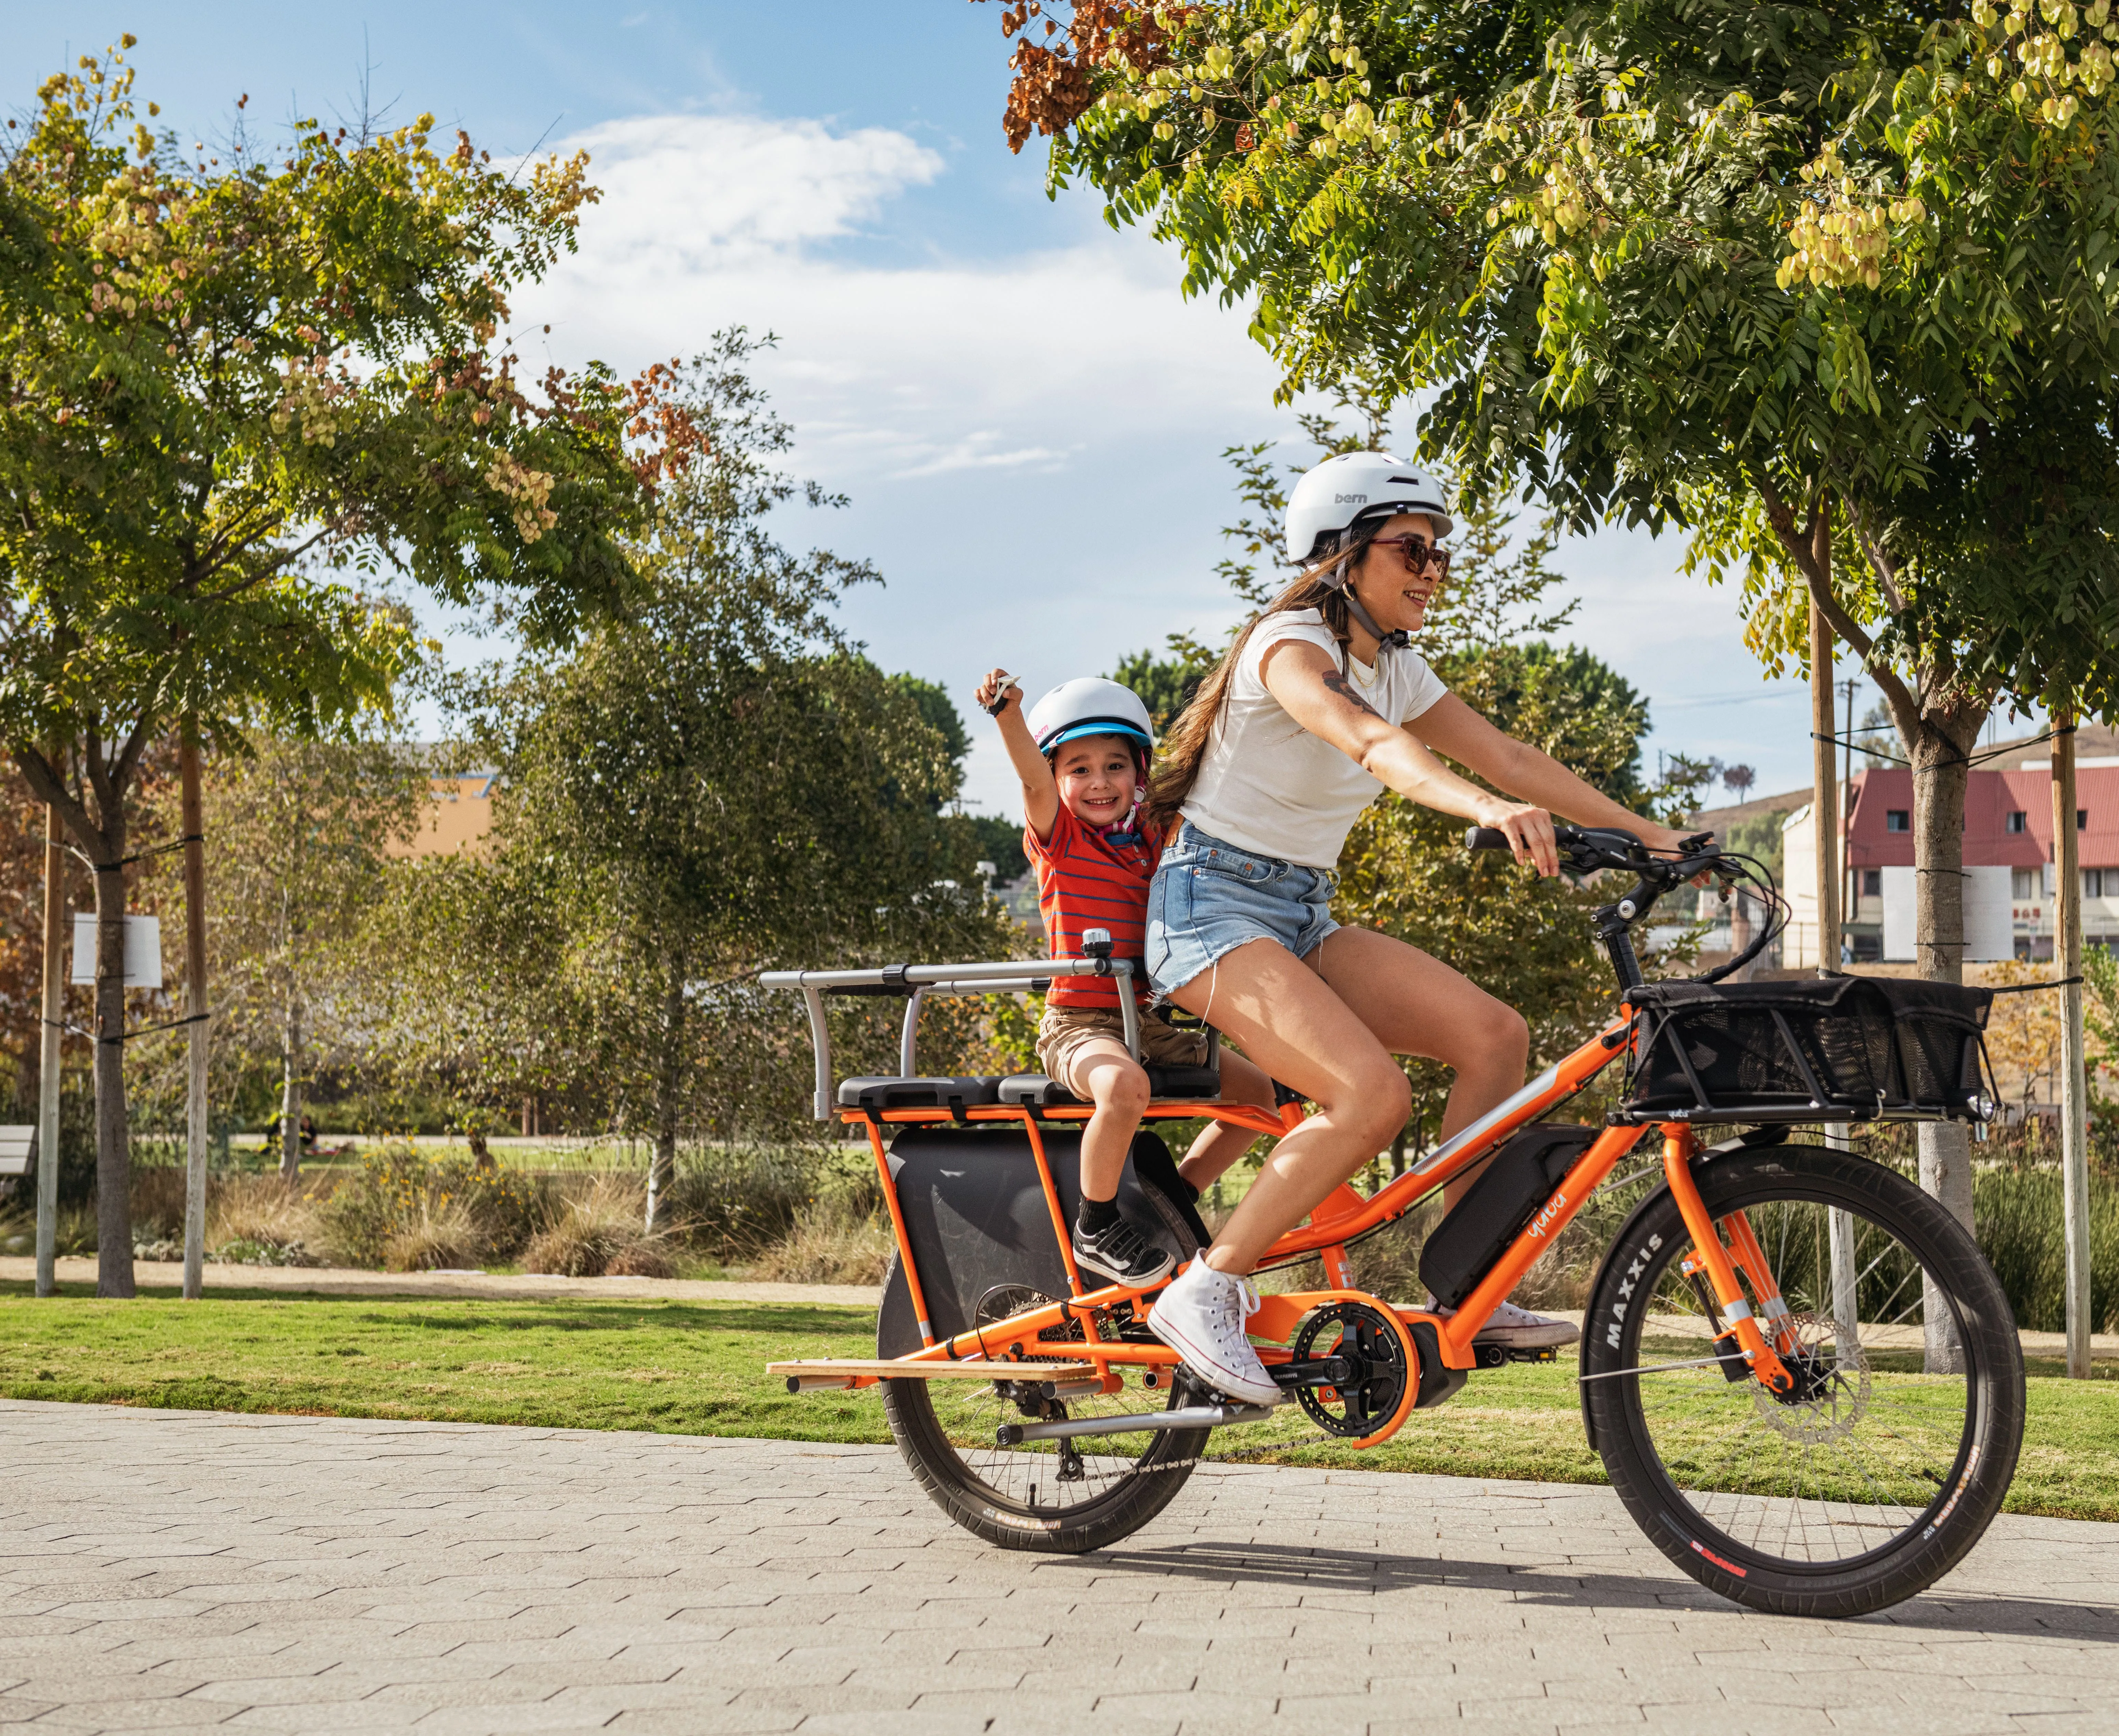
[1026,678,1155,767]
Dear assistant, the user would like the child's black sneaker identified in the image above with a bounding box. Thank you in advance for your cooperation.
[1072,1212,1175,1287]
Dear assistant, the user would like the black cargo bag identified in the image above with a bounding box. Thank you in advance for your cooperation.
[1621,975,1994,1124]
[1418,1122,1599,1311]
[876,1125,1209,1358]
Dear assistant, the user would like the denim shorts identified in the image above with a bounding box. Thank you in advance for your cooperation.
[1145,821,1339,996]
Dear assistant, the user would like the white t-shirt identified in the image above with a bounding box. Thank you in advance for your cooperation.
[1179,609,1450,870]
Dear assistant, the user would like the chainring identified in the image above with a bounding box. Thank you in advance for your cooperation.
[1290,1300,1412,1439]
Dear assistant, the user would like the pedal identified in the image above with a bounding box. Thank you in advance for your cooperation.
[1472,1343,1559,1369]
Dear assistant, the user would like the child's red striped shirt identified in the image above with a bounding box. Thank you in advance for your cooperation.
[1026,803,1159,1008]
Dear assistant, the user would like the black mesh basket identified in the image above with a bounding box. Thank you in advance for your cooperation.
[1619,976,1996,1125]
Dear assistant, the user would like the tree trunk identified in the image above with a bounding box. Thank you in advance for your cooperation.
[1908,711,1982,1373]
[280,992,303,1184]
[10,734,152,1300]
[93,862,135,1297]
[644,962,687,1232]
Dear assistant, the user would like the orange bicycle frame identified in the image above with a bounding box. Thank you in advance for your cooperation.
[765,962,1804,1433]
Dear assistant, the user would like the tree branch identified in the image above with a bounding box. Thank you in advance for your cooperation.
[12,745,96,854]
[1755,474,1922,735]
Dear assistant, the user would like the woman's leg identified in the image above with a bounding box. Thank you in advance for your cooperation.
[1306,926,1529,1211]
[1163,938,1410,1274]
[1175,1049,1275,1195]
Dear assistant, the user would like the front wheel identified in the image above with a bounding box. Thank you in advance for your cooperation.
[1584,1144,2024,1617]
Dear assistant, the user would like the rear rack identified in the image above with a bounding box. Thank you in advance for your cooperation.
[761,951,1159,1121]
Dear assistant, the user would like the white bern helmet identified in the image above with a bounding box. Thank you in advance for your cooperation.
[1283,450,1453,565]
[1025,677,1155,762]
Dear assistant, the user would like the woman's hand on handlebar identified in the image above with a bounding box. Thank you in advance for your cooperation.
[1474,799,1561,877]
[975,668,1022,719]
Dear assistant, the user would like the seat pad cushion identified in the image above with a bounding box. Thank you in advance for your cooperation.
[836,1076,1003,1112]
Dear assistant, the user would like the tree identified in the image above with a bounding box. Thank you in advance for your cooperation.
[0,43,697,1292]
[981,2,2119,1340]
[376,340,1014,1218]
[202,733,425,1180]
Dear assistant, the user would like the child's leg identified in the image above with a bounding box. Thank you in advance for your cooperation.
[1060,1039,1175,1286]
[1177,1049,1276,1195]
[1067,1039,1151,1203]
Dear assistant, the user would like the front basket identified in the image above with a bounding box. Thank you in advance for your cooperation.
[1618,975,1996,1125]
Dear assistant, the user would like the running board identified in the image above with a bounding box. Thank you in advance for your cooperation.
[995,1399,1277,1445]
[770,1358,1098,1393]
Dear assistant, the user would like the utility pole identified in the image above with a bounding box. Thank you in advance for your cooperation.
[179,722,209,1301]
[2054,711,2091,1378]
[35,801,64,1297]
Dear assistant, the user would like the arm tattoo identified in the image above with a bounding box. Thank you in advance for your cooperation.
[1320,667,1384,722]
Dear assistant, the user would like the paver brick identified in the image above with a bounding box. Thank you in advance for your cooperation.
[0,1400,2112,1735]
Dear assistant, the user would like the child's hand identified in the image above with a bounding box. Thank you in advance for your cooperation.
[976,668,1023,719]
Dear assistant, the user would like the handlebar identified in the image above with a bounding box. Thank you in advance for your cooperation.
[1463,823,1770,990]
[1462,823,1718,882]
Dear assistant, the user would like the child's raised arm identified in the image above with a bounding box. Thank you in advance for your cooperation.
[975,667,1060,842]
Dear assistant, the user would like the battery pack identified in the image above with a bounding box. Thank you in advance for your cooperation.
[1417,1122,1599,1310]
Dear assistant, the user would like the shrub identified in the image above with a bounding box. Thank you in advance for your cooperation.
[210,1175,326,1266]
[317,1142,551,1269]
[659,1144,826,1258]
[521,1173,677,1278]
[383,1200,486,1272]
[750,1194,892,1286]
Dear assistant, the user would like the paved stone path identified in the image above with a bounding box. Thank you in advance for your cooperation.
[0,1400,2111,1734]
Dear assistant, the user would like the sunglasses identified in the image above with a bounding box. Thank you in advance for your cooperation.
[1368,533,1451,578]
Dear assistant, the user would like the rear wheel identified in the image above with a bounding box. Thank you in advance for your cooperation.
[880,1271,1207,1553]
[1584,1145,2024,1617]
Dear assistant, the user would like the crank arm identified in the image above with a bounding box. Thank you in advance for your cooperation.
[995,1399,1279,1446]
[1269,1356,1353,1389]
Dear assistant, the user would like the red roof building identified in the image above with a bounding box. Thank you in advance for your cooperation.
[1780,730,2119,963]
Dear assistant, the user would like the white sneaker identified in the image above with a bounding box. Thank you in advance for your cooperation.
[1148,1261,1281,1406]
[1423,1294,1579,1351]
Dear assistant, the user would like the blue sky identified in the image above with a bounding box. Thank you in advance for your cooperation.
[5,3,1914,814]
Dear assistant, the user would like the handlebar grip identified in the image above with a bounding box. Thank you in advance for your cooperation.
[1464,826,1513,851]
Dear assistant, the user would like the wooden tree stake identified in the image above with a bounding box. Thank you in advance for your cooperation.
[2054,712,2091,1379]
[35,802,63,1297]
[180,722,209,1301]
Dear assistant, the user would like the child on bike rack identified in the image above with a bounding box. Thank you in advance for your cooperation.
[976,669,1276,1287]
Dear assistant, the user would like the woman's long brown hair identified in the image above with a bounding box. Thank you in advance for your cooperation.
[1143,519,1384,838]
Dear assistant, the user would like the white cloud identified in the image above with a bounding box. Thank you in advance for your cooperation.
[550,114,944,264]
[503,110,1816,816]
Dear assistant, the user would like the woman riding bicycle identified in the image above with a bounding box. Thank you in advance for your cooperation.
[1144,454,1707,1405]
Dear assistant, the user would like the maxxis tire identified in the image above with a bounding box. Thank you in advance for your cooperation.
[881,1375,1208,1554]
[1582,1144,2025,1618]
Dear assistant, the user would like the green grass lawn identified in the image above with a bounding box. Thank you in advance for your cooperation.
[1,1283,2113,1522]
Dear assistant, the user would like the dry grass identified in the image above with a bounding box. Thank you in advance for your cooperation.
[521,1173,678,1279]
[382,1200,485,1272]
[749,1196,892,1286]
[209,1176,327,1265]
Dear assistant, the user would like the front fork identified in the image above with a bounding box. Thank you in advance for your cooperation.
[1660,1128,1797,1394]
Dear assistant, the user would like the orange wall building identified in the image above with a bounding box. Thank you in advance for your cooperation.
[392,771,496,858]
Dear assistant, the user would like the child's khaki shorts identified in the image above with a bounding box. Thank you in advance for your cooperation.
[1035,1004,1210,1099]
